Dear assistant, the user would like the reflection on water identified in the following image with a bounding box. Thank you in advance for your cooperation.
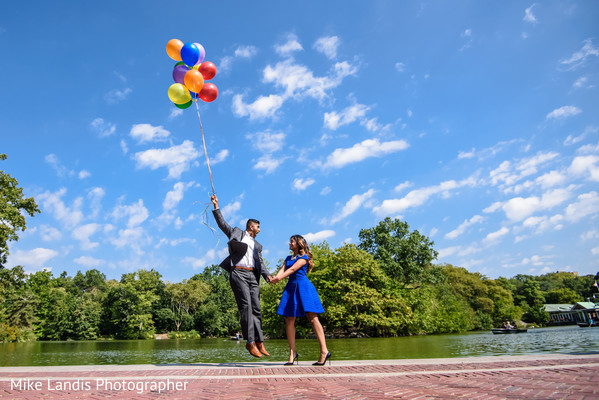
[1,326,597,366]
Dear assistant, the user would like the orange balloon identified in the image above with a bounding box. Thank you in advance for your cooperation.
[184,69,205,93]
[166,39,183,61]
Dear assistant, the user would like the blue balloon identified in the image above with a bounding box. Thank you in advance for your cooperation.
[180,43,200,67]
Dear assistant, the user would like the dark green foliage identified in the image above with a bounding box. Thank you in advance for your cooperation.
[0,154,40,267]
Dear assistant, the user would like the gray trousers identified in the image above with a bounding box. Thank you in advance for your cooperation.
[229,269,264,343]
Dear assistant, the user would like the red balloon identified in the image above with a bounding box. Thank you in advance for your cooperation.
[199,82,218,102]
[198,61,217,80]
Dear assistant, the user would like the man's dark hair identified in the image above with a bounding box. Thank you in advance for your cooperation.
[246,218,260,229]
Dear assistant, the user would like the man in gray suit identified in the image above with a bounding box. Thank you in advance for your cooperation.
[211,194,272,358]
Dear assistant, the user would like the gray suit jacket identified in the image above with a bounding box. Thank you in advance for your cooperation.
[212,208,270,281]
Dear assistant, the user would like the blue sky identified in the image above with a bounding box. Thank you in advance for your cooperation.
[1,1,598,282]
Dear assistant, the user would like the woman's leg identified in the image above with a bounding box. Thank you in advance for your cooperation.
[285,316,296,362]
[306,312,329,361]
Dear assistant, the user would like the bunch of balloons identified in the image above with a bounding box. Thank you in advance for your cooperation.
[166,39,218,109]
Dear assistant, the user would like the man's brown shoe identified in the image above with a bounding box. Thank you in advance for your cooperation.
[256,341,270,356]
[246,342,262,358]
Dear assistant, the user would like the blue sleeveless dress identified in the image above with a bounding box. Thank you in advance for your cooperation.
[276,255,325,317]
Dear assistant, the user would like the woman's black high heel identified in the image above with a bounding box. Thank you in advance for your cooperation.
[312,351,331,366]
[284,352,299,366]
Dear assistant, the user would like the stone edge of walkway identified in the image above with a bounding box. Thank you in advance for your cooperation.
[1,352,597,373]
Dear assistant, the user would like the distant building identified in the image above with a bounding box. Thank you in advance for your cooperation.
[544,302,598,326]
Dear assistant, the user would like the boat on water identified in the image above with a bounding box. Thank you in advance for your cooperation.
[491,328,528,334]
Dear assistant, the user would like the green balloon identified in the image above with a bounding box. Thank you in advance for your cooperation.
[175,100,192,109]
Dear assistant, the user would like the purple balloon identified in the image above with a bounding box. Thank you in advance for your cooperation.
[180,43,199,67]
[193,43,206,65]
[172,65,189,84]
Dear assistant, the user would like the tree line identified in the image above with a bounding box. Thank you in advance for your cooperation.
[1,154,597,342]
[1,217,596,342]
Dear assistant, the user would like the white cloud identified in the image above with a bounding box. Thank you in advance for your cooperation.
[168,108,184,120]
[45,154,74,178]
[581,229,599,241]
[245,131,287,174]
[232,93,285,120]
[134,140,200,179]
[211,149,229,164]
[320,186,331,195]
[394,181,413,192]
[560,39,599,70]
[104,87,132,104]
[112,199,149,228]
[523,4,537,23]
[535,170,565,188]
[73,256,103,268]
[263,58,357,101]
[546,105,582,120]
[220,45,258,72]
[235,45,258,58]
[130,124,170,144]
[314,36,340,60]
[293,178,315,191]
[564,126,598,146]
[37,188,84,228]
[374,177,476,217]
[483,227,510,244]
[7,248,59,268]
[275,34,303,56]
[568,155,599,181]
[323,103,370,130]
[72,223,100,250]
[490,152,559,190]
[395,62,406,72]
[445,215,484,239]
[303,230,335,243]
[109,227,148,255]
[501,187,574,222]
[330,189,376,224]
[564,191,599,222]
[78,170,91,179]
[90,118,116,137]
[323,138,409,169]
[163,182,194,211]
[40,225,61,242]
[183,249,218,270]
[249,131,286,153]
[254,154,284,174]
[572,76,590,89]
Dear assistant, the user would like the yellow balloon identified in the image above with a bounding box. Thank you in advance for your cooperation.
[184,69,205,93]
[166,39,183,61]
[168,83,191,104]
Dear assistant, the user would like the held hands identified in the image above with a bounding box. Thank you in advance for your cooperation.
[269,276,281,284]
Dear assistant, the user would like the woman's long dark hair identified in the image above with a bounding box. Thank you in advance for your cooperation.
[290,234,314,273]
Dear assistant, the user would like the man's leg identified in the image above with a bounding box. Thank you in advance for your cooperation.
[229,270,262,358]
[248,276,269,356]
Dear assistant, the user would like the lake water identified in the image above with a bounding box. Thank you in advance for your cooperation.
[1,326,597,366]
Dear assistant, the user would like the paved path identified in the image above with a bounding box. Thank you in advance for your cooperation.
[1,354,598,399]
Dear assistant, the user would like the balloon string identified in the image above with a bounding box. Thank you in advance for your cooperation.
[194,100,216,195]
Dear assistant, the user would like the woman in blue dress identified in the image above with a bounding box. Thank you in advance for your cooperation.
[271,235,330,366]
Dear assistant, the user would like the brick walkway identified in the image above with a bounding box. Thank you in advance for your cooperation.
[0,354,598,399]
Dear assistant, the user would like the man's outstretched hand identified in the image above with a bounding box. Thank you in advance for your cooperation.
[211,194,219,209]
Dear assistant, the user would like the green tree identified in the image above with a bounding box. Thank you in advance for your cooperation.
[192,265,239,337]
[106,270,163,339]
[308,244,411,336]
[165,279,210,331]
[518,278,549,325]
[358,217,439,286]
[0,154,40,267]
[544,287,581,304]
